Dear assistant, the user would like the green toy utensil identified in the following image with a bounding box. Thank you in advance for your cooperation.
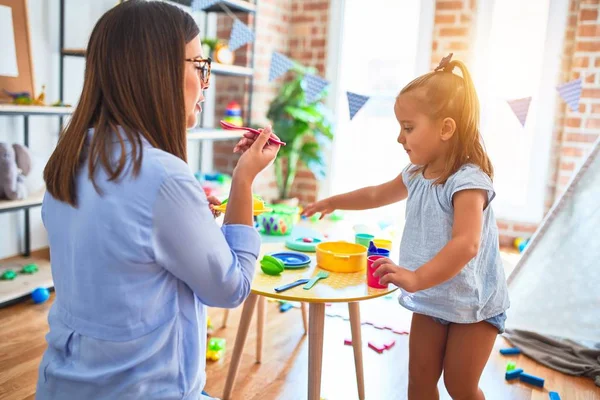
[303,271,329,290]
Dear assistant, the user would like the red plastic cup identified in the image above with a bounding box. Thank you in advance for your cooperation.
[367,255,388,289]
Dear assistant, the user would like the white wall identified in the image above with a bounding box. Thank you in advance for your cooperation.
[0,0,207,259]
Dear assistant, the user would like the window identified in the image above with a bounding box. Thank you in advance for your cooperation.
[472,0,569,223]
[324,0,434,225]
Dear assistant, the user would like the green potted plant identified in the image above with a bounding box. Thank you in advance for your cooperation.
[266,65,334,206]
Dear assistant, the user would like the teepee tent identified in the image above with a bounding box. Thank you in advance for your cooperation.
[505,136,600,342]
[503,136,600,382]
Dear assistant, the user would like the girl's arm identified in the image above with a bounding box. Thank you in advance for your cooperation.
[373,189,486,292]
[303,172,408,218]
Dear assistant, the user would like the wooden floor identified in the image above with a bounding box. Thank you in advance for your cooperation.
[0,294,598,400]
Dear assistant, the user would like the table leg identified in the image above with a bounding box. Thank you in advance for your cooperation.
[256,295,266,363]
[221,309,229,328]
[222,293,259,400]
[301,302,308,334]
[308,303,325,400]
[349,302,365,400]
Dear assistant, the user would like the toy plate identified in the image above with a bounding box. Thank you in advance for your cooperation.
[284,237,322,252]
[269,251,311,269]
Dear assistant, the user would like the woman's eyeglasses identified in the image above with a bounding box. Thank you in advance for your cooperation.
[185,57,211,87]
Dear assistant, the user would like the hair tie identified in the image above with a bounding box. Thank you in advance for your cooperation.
[434,53,453,72]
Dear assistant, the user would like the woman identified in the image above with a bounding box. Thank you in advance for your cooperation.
[36,1,278,399]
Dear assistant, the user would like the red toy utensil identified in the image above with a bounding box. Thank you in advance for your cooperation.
[219,120,286,146]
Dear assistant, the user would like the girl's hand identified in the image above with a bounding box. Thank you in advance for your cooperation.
[372,258,420,293]
[207,196,222,218]
[302,198,335,219]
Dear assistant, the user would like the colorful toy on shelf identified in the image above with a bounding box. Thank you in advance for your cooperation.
[223,101,243,127]
[214,43,234,65]
[21,263,38,274]
[257,204,300,236]
[0,143,32,201]
[3,85,47,106]
[206,337,226,361]
[1,269,17,280]
[31,287,50,304]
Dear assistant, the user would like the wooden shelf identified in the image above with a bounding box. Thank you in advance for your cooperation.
[187,128,242,141]
[61,48,85,57]
[0,191,45,214]
[0,104,73,116]
[212,63,253,77]
[0,253,52,308]
[61,49,253,77]
[168,0,256,13]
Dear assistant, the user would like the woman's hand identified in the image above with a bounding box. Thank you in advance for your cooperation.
[302,198,335,219]
[207,195,222,218]
[372,258,420,293]
[232,125,281,180]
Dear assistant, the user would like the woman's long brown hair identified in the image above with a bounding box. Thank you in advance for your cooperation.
[399,59,493,185]
[44,0,199,206]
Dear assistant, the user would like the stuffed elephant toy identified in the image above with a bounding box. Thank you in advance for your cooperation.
[0,143,32,200]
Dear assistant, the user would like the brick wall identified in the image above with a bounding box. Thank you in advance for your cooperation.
[284,0,330,204]
[212,0,291,189]
[552,0,600,198]
[211,0,330,204]
[430,0,477,68]
[431,0,599,247]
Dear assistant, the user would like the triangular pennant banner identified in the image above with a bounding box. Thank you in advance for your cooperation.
[269,52,293,82]
[507,97,531,127]
[228,19,255,52]
[347,92,370,120]
[556,78,582,112]
[191,0,220,11]
[303,74,329,103]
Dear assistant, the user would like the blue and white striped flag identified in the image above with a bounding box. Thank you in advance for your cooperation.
[228,19,255,52]
[347,92,370,120]
[191,0,220,11]
[556,78,582,112]
[269,52,293,82]
[303,74,329,103]
[507,97,532,127]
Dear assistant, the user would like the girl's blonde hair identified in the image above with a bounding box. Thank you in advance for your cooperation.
[398,55,493,185]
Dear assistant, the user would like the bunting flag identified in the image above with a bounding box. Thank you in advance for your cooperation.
[191,0,220,11]
[556,78,582,112]
[347,92,370,120]
[228,19,255,52]
[303,74,329,103]
[507,97,532,127]
[269,52,294,81]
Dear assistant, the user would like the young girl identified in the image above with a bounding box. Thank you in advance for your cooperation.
[303,54,509,399]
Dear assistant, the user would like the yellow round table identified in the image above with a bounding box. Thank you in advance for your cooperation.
[223,242,397,400]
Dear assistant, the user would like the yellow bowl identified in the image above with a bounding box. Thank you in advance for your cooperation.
[316,241,367,273]
[373,239,392,250]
